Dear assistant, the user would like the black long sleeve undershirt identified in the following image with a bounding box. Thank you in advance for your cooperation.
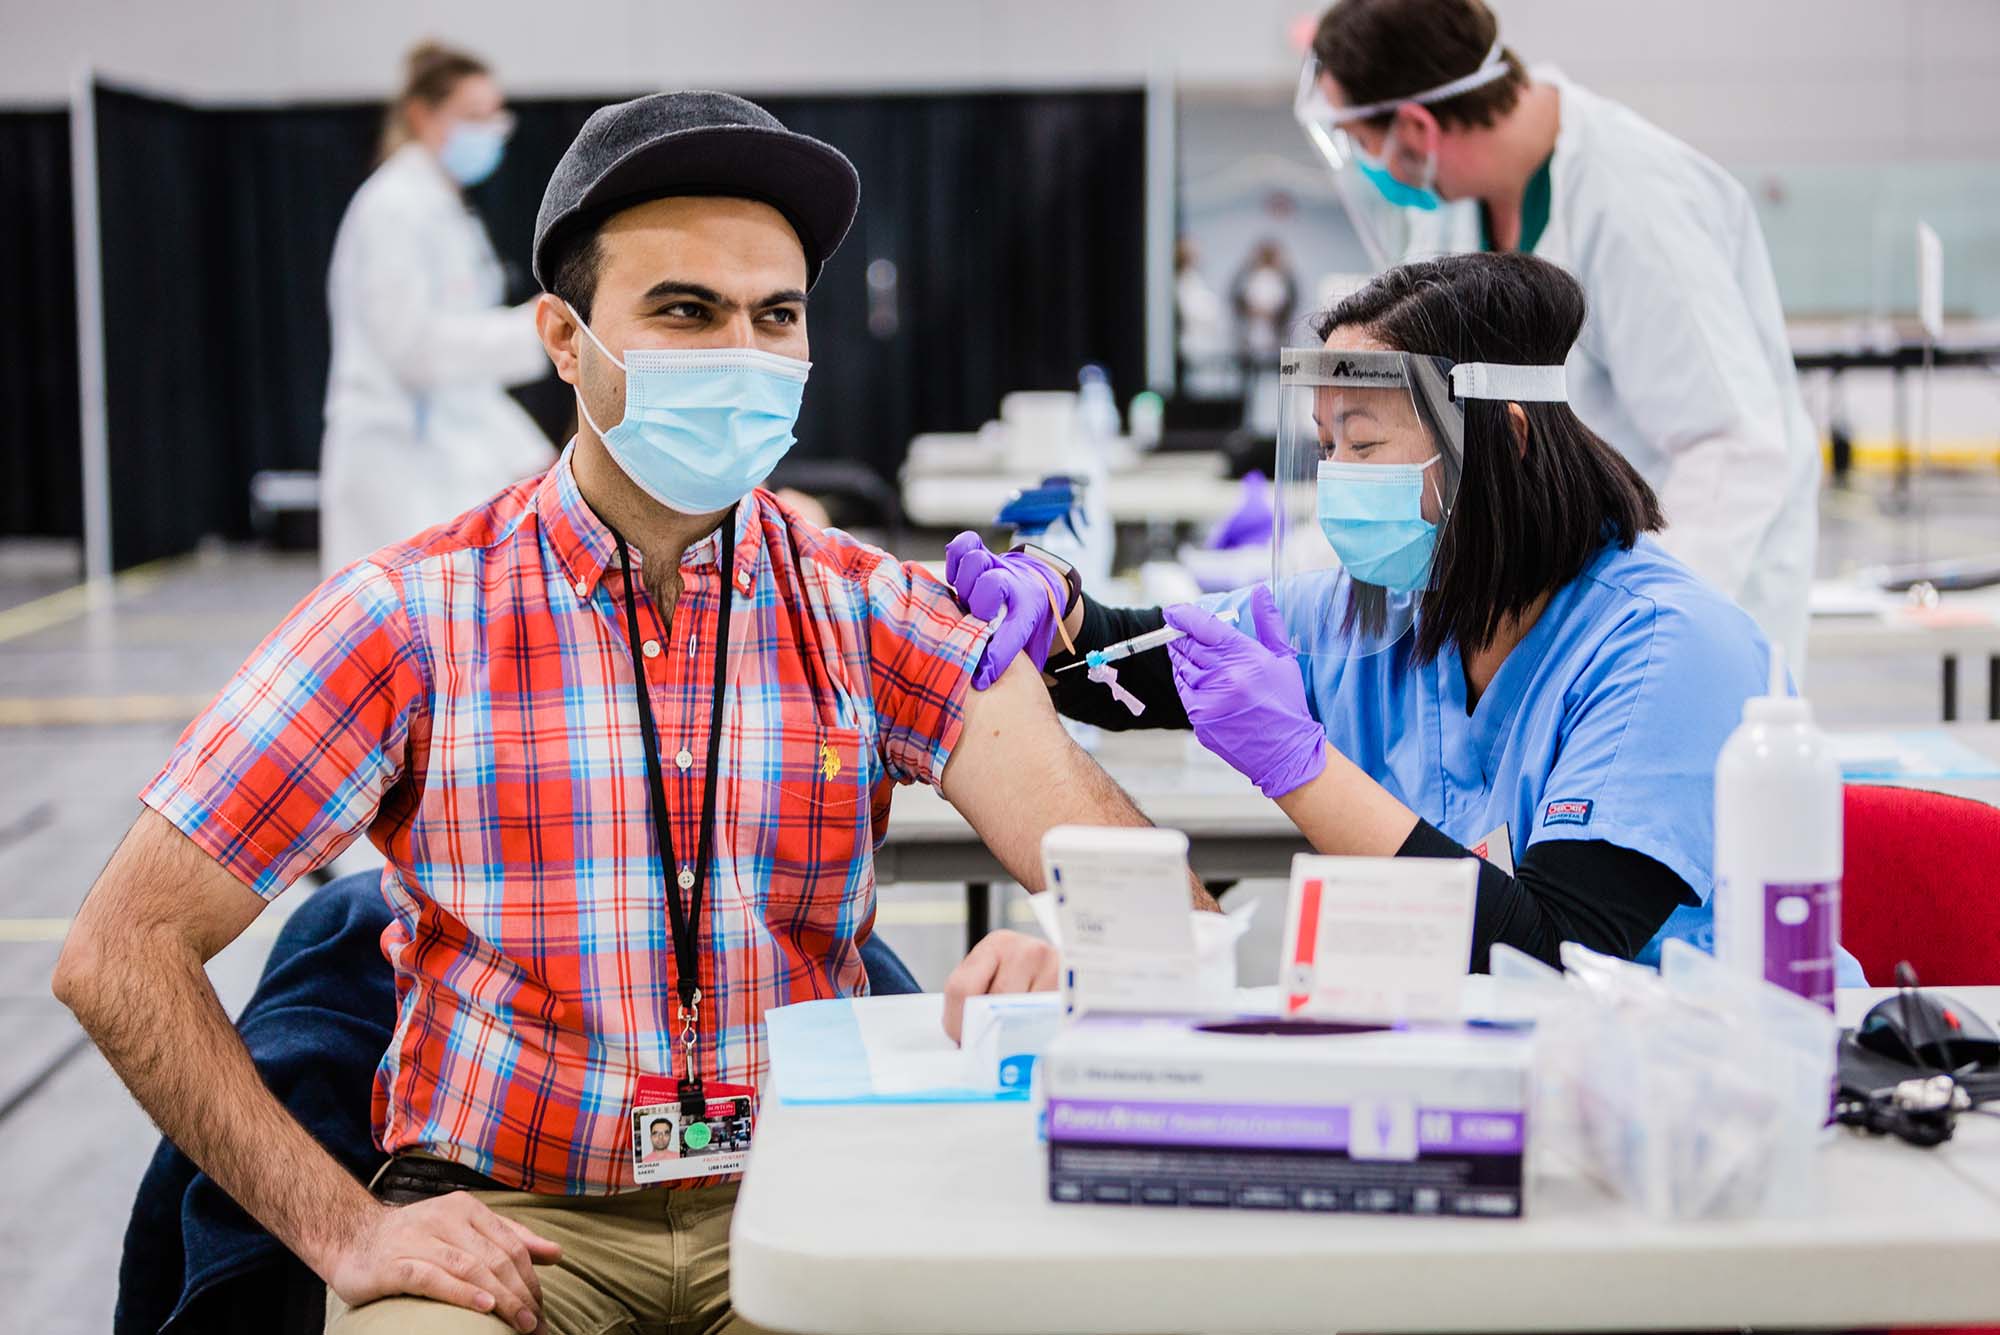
[1397,819,1691,971]
[1046,595,1184,730]
[1044,596,1690,968]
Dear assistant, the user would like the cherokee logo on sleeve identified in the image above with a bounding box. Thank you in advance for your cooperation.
[1543,798,1593,827]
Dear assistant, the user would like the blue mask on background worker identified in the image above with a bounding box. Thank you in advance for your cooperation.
[438,120,508,187]
[1316,456,1441,592]
[1352,136,1441,212]
[568,303,811,515]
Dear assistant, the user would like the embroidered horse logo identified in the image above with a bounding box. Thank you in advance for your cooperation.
[818,742,841,781]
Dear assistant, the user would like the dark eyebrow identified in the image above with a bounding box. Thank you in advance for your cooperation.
[637,281,807,311]
[640,280,728,307]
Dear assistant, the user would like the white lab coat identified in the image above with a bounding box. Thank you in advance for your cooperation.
[1405,71,1818,667]
[320,143,555,573]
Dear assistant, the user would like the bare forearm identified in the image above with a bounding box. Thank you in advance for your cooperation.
[1274,744,1419,856]
[62,939,380,1276]
[986,742,1221,910]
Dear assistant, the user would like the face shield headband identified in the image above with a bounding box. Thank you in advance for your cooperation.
[1268,346,1567,660]
[1293,38,1510,131]
[1292,38,1512,266]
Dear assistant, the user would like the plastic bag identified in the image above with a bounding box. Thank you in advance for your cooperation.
[1532,940,1837,1220]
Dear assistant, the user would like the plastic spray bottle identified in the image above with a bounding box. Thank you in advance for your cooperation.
[1713,645,1843,1010]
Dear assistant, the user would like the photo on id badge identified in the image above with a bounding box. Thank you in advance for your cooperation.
[630,1076,758,1184]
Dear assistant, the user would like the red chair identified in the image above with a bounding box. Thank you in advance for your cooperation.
[1842,784,2000,986]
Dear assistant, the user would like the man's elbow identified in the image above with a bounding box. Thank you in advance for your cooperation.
[51,924,105,1017]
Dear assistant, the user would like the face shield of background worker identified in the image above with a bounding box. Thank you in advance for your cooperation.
[948,250,1864,988]
[55,91,1187,1335]
[319,40,556,576]
[1299,0,1819,671]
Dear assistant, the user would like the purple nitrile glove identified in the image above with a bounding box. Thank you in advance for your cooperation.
[1206,470,1274,551]
[1163,585,1327,799]
[944,531,1066,690]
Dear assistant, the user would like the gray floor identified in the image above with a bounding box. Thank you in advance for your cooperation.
[2,471,1996,1333]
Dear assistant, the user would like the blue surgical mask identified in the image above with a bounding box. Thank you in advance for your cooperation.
[438,121,507,187]
[570,306,810,516]
[1352,137,1441,212]
[1316,456,1442,592]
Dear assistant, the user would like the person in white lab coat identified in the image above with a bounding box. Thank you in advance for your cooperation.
[320,42,554,573]
[1297,0,1818,666]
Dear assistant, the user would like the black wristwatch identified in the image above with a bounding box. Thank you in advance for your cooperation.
[1013,542,1082,617]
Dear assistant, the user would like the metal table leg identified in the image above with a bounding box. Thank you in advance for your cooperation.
[1942,653,1959,722]
[964,881,991,951]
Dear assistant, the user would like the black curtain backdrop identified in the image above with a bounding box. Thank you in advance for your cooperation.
[88,83,1146,569]
[0,110,82,540]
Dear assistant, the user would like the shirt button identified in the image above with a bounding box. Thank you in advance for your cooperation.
[574,579,590,599]
[642,639,661,658]
[675,748,693,771]
[677,866,696,891]
[737,571,752,592]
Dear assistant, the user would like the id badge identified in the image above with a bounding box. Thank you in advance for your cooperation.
[631,1075,756,1184]
[1470,822,1514,877]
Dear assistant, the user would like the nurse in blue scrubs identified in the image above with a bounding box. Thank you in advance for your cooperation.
[948,250,1862,981]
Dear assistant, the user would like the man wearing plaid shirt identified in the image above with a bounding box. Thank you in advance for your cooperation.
[55,93,1186,1335]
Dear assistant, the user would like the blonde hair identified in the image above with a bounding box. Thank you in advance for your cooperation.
[377,40,490,161]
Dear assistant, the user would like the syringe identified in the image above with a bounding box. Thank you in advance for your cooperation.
[1053,608,1239,674]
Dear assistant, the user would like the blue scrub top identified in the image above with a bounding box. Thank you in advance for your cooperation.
[1213,538,1863,984]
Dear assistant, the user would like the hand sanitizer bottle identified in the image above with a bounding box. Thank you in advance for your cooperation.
[1713,645,1843,1010]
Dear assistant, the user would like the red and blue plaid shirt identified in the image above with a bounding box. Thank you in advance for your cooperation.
[143,448,990,1193]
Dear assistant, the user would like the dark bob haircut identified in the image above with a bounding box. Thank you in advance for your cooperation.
[1313,251,1662,663]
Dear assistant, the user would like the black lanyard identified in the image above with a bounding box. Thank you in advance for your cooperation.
[613,514,735,1102]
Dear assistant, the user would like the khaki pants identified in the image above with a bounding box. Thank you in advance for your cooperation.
[325,1181,770,1335]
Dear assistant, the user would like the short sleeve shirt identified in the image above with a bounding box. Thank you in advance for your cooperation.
[142,448,991,1192]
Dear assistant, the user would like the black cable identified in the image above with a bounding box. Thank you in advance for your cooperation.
[1893,961,1935,1071]
[1837,961,1997,1148]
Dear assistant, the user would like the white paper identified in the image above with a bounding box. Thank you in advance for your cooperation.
[1917,221,1943,341]
[1279,854,1477,1022]
[1190,900,1255,996]
[853,995,980,1095]
[1809,579,1897,619]
[1470,823,1514,877]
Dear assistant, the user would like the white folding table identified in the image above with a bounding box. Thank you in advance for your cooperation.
[731,988,2000,1334]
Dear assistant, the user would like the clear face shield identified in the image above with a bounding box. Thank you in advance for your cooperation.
[1292,40,1512,271]
[1270,347,1568,661]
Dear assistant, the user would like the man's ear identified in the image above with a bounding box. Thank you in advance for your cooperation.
[1397,103,1443,161]
[1507,402,1530,458]
[534,293,583,387]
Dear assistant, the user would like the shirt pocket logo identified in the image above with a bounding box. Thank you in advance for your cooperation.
[736,723,871,899]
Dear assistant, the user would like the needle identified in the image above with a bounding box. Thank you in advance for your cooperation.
[1053,608,1240,674]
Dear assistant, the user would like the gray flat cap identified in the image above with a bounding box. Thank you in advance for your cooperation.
[532,91,860,292]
